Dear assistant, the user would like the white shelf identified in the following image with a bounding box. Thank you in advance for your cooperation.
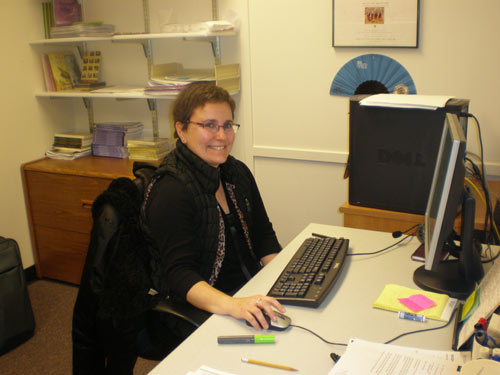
[30,30,236,46]
[35,86,174,99]
[35,85,240,100]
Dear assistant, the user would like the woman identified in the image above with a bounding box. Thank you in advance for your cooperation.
[143,82,286,354]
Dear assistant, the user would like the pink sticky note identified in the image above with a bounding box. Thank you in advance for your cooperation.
[398,294,436,312]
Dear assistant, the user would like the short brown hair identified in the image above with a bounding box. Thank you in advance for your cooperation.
[171,82,236,138]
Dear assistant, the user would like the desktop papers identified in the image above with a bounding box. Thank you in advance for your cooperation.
[185,365,237,375]
[373,284,458,322]
[360,94,454,110]
[457,258,500,349]
[328,338,470,375]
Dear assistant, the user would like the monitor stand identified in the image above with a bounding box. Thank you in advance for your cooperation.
[413,191,484,300]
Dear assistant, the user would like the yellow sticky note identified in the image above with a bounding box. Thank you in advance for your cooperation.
[460,286,480,322]
[373,284,451,321]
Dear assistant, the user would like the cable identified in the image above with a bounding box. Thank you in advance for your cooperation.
[465,177,500,244]
[392,223,420,238]
[383,308,458,345]
[292,308,458,349]
[290,324,347,346]
[461,113,497,245]
[348,234,414,257]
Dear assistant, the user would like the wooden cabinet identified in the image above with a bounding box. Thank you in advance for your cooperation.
[22,156,135,284]
[339,180,500,234]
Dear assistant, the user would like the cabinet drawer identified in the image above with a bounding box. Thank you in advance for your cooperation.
[35,226,89,284]
[25,170,112,235]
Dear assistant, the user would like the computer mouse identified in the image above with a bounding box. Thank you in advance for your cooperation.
[246,310,292,331]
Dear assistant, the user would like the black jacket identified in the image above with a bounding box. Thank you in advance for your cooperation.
[146,141,281,300]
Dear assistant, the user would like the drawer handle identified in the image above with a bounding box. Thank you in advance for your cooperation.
[81,200,93,209]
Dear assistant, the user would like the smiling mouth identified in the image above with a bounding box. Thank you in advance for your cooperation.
[209,146,226,150]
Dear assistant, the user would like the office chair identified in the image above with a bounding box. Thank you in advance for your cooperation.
[72,163,210,374]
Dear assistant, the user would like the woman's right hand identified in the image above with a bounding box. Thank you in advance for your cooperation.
[186,281,286,330]
[225,294,286,330]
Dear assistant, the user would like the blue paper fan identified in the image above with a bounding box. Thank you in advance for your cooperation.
[330,54,416,97]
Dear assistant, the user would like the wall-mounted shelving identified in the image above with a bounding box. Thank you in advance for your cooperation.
[31,0,239,138]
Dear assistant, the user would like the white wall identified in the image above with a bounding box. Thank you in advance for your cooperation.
[246,0,500,246]
[2,0,500,268]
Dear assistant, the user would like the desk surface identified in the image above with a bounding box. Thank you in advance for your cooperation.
[148,224,474,374]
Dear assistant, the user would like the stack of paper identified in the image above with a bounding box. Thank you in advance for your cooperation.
[127,137,171,161]
[92,122,143,158]
[329,338,470,375]
[50,23,115,38]
[46,131,92,160]
[360,94,454,110]
[185,365,237,375]
[145,73,215,95]
[373,284,458,321]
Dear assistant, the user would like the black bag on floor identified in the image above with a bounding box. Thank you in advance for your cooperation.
[0,236,35,356]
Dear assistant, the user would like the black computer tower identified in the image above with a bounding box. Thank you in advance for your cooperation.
[348,95,469,215]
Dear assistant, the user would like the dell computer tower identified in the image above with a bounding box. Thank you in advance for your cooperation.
[348,95,469,215]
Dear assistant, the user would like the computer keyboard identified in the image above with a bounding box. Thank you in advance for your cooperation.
[267,236,349,308]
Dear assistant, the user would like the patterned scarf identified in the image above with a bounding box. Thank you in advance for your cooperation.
[208,182,256,285]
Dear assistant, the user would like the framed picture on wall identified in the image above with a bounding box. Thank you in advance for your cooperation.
[332,0,419,48]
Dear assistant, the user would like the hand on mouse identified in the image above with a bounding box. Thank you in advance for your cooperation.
[226,295,286,330]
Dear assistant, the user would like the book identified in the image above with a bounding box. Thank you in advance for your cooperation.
[42,2,54,39]
[128,150,169,161]
[52,0,82,27]
[92,122,144,158]
[127,137,171,161]
[53,132,92,148]
[127,137,170,148]
[73,81,106,91]
[50,23,115,38]
[411,244,450,262]
[92,127,142,147]
[91,144,129,158]
[40,54,56,92]
[46,52,81,91]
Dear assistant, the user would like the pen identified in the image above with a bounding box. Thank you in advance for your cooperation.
[241,358,298,371]
[217,335,275,344]
[398,311,426,322]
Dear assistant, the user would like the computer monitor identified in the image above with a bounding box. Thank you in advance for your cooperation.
[413,113,484,299]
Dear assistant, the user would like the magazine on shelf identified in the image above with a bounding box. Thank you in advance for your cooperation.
[45,52,81,91]
[52,0,82,27]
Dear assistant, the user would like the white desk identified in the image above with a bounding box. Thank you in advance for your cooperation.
[149,224,461,374]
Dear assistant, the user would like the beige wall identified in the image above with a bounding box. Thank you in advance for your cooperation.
[2,0,500,269]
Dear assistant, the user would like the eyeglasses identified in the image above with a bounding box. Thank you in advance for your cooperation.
[187,121,240,134]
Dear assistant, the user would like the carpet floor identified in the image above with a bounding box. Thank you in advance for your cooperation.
[0,279,159,374]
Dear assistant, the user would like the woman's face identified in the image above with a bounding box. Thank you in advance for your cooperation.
[176,101,235,168]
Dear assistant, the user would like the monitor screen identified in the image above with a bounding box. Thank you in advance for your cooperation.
[424,112,466,271]
[413,112,484,299]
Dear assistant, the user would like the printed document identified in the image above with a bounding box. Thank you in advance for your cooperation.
[328,338,470,375]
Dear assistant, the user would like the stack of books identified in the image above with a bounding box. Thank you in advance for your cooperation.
[92,122,143,158]
[50,23,115,38]
[127,137,171,161]
[45,132,92,160]
[144,75,215,96]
